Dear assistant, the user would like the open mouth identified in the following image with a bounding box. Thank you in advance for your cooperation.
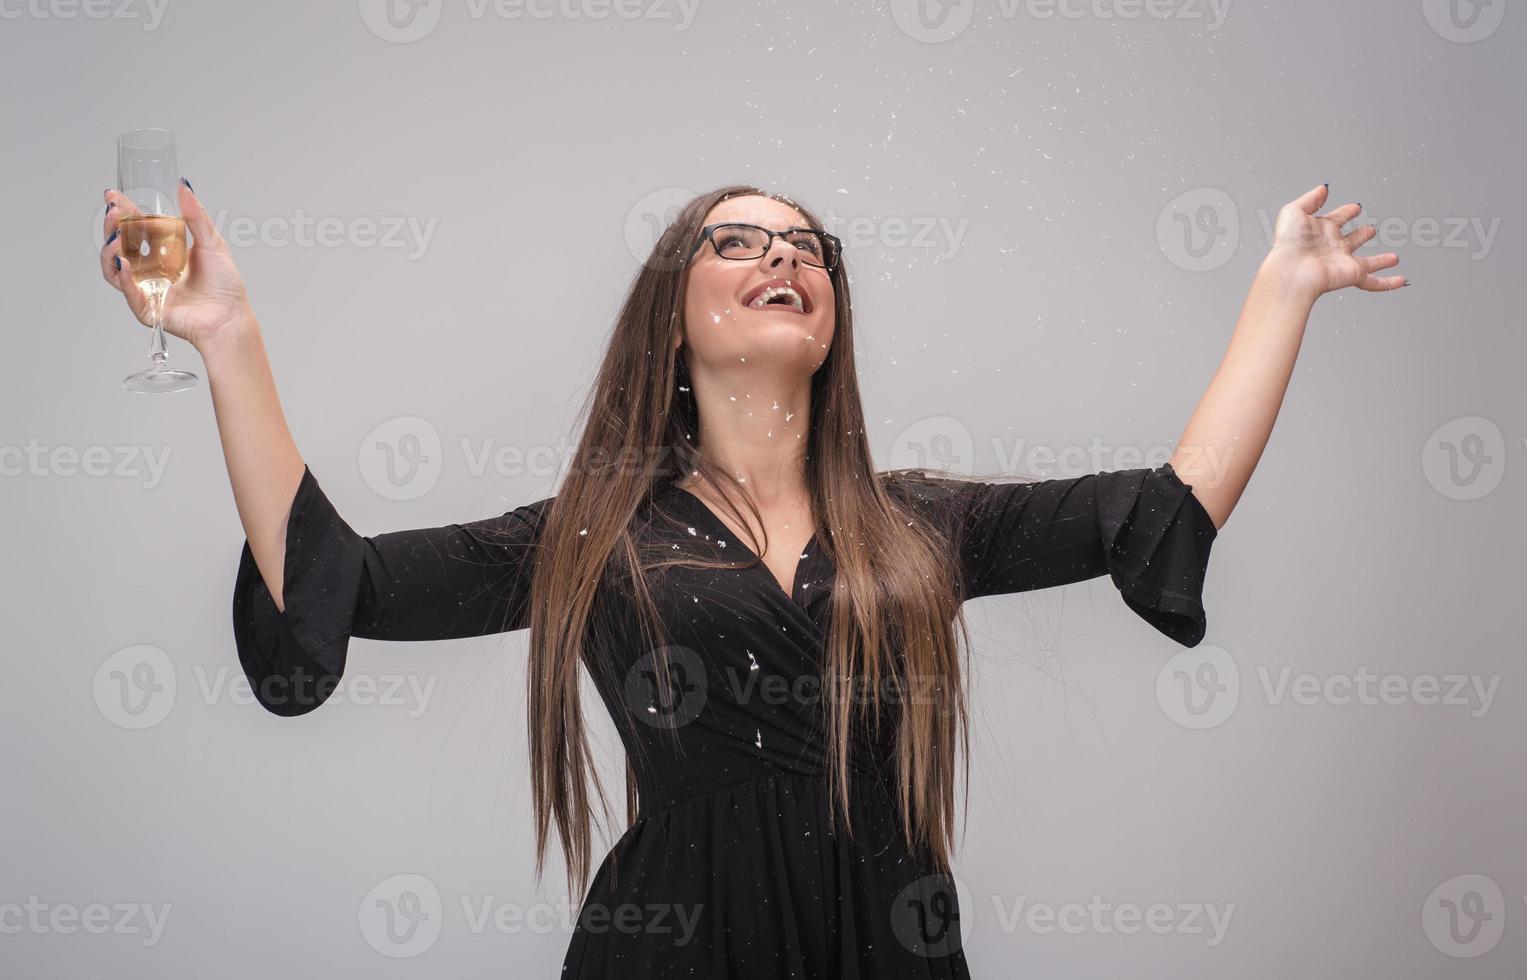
[741,278,813,316]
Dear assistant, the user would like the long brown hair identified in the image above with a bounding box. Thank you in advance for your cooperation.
[527,185,974,897]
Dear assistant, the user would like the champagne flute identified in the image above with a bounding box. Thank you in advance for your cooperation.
[117,128,197,393]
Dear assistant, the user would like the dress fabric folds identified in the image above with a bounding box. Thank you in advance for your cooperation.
[231,461,1219,976]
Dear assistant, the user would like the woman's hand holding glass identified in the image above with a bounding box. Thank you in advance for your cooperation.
[101,150,256,380]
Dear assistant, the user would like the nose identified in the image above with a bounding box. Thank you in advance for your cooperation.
[760,235,801,272]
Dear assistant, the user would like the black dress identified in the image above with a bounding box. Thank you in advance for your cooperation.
[231,461,1217,977]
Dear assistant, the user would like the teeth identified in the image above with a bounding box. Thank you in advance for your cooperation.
[749,285,805,312]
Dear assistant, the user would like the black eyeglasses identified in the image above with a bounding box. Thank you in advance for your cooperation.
[690,222,842,271]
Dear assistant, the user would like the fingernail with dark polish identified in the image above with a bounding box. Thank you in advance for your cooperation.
[114,256,121,271]
[105,201,115,213]
[1403,279,1412,287]
[180,176,194,192]
[106,229,118,245]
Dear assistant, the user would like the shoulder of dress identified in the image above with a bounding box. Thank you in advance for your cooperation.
[877,468,990,531]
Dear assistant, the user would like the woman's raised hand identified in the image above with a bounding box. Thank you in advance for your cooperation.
[99,181,255,350]
[1265,183,1407,297]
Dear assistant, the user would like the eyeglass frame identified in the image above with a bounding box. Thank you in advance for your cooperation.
[689,222,844,273]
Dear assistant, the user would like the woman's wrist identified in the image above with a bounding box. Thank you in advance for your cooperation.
[195,312,263,367]
[1256,250,1324,308]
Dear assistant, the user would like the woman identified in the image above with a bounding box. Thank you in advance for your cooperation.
[98,180,1403,976]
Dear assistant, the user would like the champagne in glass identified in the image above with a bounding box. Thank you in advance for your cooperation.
[118,214,188,284]
[118,128,198,394]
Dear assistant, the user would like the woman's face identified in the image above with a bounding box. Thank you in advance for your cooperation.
[678,195,836,377]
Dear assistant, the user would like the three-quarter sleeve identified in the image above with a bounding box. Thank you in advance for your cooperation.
[921,462,1218,647]
[232,463,553,717]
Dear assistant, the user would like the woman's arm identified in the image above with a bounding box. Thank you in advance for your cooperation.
[887,463,1218,647]
[1168,183,1407,529]
[232,466,554,715]
[202,321,305,611]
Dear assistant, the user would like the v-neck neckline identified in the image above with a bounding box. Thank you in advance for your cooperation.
[668,484,820,609]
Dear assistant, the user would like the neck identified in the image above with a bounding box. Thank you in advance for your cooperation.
[680,364,812,508]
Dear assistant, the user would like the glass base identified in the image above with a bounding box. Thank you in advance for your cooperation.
[124,365,198,393]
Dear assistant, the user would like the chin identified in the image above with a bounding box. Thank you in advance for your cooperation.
[748,316,829,351]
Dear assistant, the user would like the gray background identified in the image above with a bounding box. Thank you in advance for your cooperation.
[2,0,1521,975]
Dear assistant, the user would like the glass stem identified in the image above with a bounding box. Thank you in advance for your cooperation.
[140,279,170,369]
[149,320,169,367]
